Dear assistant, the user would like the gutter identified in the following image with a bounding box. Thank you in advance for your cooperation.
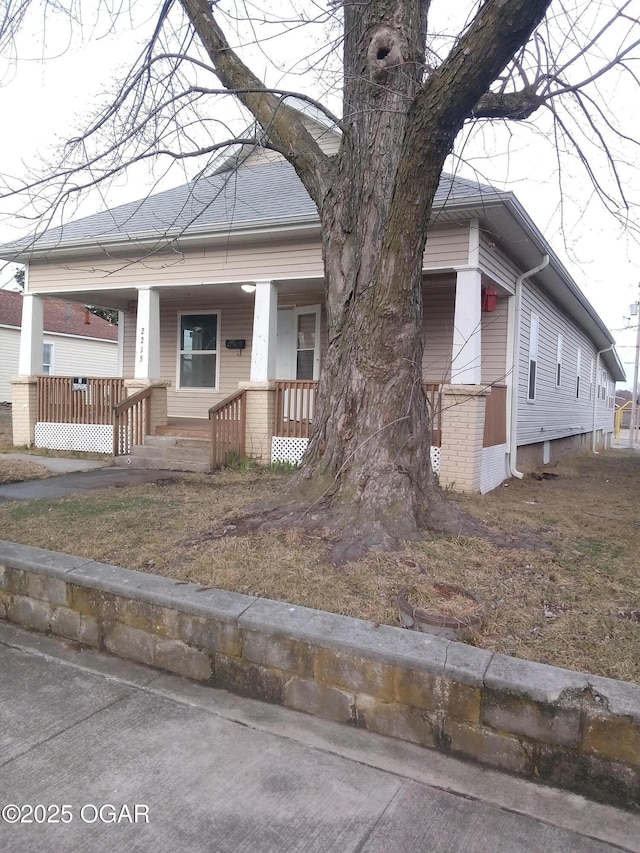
[592,345,614,453]
[508,254,550,479]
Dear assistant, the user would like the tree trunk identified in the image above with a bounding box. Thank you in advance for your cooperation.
[291,0,457,561]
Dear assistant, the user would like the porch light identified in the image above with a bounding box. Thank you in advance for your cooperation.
[241,284,256,293]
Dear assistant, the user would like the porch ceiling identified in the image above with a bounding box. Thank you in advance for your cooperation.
[35,277,327,312]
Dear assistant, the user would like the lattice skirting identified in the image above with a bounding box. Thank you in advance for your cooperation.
[35,422,113,454]
[271,436,442,474]
[271,436,308,466]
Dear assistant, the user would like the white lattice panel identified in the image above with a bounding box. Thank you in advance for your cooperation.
[271,436,308,466]
[35,422,113,454]
[430,446,441,476]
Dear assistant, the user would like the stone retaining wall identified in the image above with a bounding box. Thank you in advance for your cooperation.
[0,540,638,809]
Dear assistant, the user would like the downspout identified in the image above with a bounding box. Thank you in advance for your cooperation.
[508,254,550,479]
[592,345,614,453]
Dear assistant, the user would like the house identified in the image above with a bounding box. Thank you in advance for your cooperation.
[0,130,624,491]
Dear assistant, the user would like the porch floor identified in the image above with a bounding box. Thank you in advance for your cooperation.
[156,418,210,439]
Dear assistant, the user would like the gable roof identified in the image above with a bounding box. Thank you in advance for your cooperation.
[0,290,118,341]
[0,162,503,257]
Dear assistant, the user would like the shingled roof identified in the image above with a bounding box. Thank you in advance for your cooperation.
[0,161,503,258]
[0,290,118,341]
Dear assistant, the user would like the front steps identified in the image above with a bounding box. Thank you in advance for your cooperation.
[114,435,212,473]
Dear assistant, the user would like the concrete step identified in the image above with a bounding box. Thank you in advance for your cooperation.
[114,454,211,474]
[142,435,211,453]
[155,425,210,439]
[114,435,212,473]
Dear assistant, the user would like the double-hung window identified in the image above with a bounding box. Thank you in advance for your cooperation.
[527,313,539,401]
[178,312,219,390]
[42,343,54,376]
[556,334,563,387]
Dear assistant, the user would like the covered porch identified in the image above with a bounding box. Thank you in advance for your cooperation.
[13,264,511,492]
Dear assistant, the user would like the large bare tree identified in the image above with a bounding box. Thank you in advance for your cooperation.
[2,0,639,559]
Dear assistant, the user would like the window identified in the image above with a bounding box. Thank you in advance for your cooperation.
[556,334,563,387]
[527,313,539,401]
[178,312,219,389]
[42,343,54,375]
[295,311,318,380]
[576,347,581,399]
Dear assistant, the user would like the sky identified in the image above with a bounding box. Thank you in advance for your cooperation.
[0,0,638,387]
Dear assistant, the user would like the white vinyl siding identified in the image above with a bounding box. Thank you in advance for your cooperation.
[479,232,519,291]
[517,281,615,445]
[0,328,21,402]
[481,296,509,384]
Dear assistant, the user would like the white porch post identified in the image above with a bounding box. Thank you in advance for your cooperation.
[451,268,482,384]
[249,280,278,382]
[134,287,160,380]
[18,293,44,375]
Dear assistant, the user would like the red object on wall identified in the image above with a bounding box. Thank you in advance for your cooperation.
[481,288,497,312]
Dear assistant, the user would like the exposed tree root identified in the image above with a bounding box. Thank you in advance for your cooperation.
[186,484,548,564]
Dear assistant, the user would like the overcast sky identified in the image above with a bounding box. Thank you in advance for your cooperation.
[0,1,638,387]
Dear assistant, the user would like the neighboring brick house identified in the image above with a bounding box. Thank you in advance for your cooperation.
[0,290,119,402]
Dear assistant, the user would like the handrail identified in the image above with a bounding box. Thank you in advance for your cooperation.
[208,390,247,468]
[113,387,152,456]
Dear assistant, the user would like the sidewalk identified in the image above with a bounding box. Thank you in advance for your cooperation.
[0,464,185,503]
[0,621,636,853]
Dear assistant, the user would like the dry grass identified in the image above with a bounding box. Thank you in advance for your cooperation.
[0,442,638,683]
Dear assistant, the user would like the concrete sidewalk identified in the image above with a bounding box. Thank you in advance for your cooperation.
[0,465,185,503]
[0,622,637,853]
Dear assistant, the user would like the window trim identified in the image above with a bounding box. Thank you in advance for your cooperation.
[556,333,563,388]
[176,310,220,392]
[42,342,54,376]
[527,313,539,402]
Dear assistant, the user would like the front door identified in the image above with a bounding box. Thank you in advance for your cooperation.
[276,305,321,380]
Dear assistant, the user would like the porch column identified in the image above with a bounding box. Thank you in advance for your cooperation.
[18,293,44,375]
[134,287,160,380]
[451,268,482,384]
[249,280,278,382]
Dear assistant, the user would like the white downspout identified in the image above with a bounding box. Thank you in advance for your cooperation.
[508,254,550,479]
[592,345,614,453]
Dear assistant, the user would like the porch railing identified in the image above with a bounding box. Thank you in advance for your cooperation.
[483,384,507,447]
[113,387,151,456]
[424,383,442,448]
[209,390,247,468]
[274,380,317,439]
[37,376,126,424]
[273,380,443,448]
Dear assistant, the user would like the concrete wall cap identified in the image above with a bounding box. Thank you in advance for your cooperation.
[239,597,451,673]
[66,560,256,621]
[0,540,92,578]
[485,653,589,703]
[588,675,640,722]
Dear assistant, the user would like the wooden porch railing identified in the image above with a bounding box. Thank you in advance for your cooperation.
[37,377,126,424]
[272,380,443,448]
[424,383,442,448]
[113,387,151,456]
[209,390,247,468]
[483,384,507,447]
[274,381,317,439]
